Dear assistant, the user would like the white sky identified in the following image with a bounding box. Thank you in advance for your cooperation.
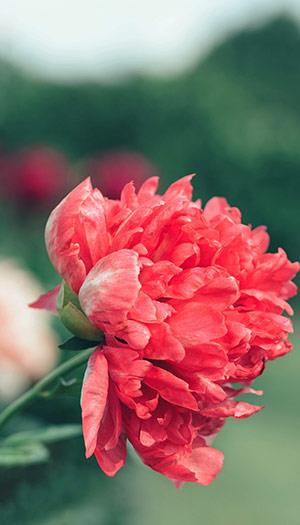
[0,0,299,80]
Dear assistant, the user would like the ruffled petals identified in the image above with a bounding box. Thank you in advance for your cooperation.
[152,443,224,486]
[144,367,198,411]
[169,303,227,346]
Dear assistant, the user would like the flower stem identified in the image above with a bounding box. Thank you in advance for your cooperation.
[0,348,93,433]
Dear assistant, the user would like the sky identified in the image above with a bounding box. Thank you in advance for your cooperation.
[0,0,299,80]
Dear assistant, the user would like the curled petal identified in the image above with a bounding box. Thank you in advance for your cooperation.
[144,323,185,363]
[169,242,201,267]
[152,444,224,486]
[201,400,264,419]
[163,174,195,201]
[137,176,160,203]
[81,349,109,458]
[204,197,241,224]
[144,366,198,411]
[45,178,108,292]
[114,320,151,349]
[188,375,227,403]
[104,346,151,399]
[95,436,127,477]
[94,383,127,477]
[130,291,174,324]
[167,266,239,308]
[180,343,228,378]
[79,249,141,330]
[140,260,182,299]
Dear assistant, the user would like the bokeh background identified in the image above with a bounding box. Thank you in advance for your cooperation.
[0,2,300,524]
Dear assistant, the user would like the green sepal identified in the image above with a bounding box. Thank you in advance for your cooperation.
[58,282,103,342]
[59,336,100,351]
[57,282,81,310]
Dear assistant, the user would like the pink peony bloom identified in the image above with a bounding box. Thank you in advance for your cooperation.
[0,260,58,401]
[86,151,157,200]
[42,176,299,485]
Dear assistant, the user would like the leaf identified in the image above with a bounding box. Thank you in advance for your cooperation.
[56,377,82,397]
[38,377,82,399]
[5,424,83,446]
[59,336,98,351]
[0,441,49,467]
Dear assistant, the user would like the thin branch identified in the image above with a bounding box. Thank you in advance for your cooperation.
[0,348,94,432]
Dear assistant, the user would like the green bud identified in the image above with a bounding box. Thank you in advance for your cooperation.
[58,282,103,342]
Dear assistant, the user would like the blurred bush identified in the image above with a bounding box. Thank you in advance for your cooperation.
[0,16,299,261]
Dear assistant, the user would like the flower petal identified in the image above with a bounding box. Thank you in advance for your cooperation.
[144,366,198,411]
[95,435,127,477]
[163,174,195,201]
[167,267,239,308]
[81,349,109,458]
[79,249,141,330]
[94,383,127,477]
[45,178,108,293]
[144,323,185,363]
[152,444,224,486]
[29,285,61,314]
[169,303,227,346]
[201,400,264,419]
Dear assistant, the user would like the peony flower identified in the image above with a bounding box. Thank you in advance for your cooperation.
[86,151,157,200]
[0,260,58,402]
[38,176,299,485]
[7,146,69,206]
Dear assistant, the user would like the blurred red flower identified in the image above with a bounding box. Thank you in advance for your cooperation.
[86,151,157,199]
[8,147,69,206]
[0,146,12,200]
[40,175,299,485]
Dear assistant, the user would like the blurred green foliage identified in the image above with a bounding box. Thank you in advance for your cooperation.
[0,17,299,262]
[0,439,133,525]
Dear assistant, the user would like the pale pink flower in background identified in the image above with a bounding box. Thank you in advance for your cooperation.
[0,260,58,402]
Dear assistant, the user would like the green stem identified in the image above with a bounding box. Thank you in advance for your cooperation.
[0,348,93,433]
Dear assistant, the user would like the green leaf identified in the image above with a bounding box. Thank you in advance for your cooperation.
[0,441,49,467]
[59,336,98,351]
[5,424,82,446]
[39,377,82,399]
